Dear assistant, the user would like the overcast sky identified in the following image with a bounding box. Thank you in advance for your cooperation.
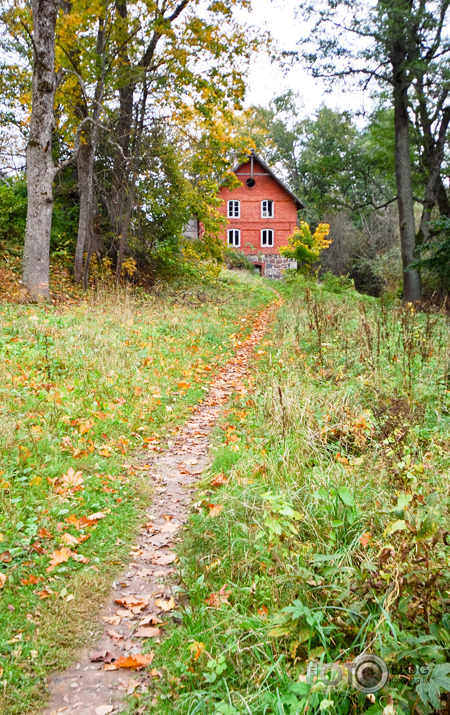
[237,0,373,119]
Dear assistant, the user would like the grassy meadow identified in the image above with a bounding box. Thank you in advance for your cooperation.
[127,274,450,715]
[0,269,274,714]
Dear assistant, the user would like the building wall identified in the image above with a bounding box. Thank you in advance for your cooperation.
[217,157,299,258]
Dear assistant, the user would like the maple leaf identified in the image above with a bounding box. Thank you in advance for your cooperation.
[61,532,78,546]
[205,585,231,608]
[155,597,175,612]
[135,626,162,638]
[104,653,154,671]
[86,512,107,522]
[46,547,88,572]
[115,595,147,610]
[210,473,228,488]
[61,467,83,489]
[360,532,372,548]
[207,503,223,517]
[38,528,52,538]
[38,589,53,599]
[20,575,41,585]
[151,552,177,566]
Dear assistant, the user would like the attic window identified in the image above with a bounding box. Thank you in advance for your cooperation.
[261,200,274,218]
[261,229,274,247]
[228,228,240,247]
[227,200,240,218]
[246,178,256,187]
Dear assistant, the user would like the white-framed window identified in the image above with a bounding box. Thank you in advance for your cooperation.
[261,229,274,247]
[261,200,274,218]
[228,228,240,247]
[227,200,240,218]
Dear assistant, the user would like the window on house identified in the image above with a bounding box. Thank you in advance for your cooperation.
[227,200,240,218]
[261,229,274,247]
[261,200,274,218]
[228,229,240,247]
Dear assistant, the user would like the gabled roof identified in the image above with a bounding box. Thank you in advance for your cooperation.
[231,149,305,210]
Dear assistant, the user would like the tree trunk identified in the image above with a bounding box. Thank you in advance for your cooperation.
[74,16,106,285]
[392,78,422,301]
[22,0,59,301]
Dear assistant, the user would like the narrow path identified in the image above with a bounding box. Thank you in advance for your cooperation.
[44,300,280,715]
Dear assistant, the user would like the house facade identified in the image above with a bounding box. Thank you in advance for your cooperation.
[218,151,304,278]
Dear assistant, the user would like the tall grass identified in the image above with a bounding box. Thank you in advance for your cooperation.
[136,275,450,715]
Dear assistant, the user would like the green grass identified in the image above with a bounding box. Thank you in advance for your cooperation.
[126,274,450,715]
[0,269,275,715]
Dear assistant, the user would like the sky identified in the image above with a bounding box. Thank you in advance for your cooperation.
[236,0,373,119]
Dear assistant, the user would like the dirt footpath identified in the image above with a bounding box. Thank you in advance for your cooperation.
[44,301,279,715]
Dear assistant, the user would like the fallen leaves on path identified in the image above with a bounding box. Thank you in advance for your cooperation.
[104,653,154,671]
[155,596,175,612]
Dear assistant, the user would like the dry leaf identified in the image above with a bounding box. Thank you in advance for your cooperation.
[107,629,123,640]
[61,467,83,489]
[61,532,78,546]
[115,595,147,609]
[103,615,121,625]
[95,706,114,715]
[139,613,162,626]
[46,547,88,572]
[20,575,41,585]
[38,528,52,538]
[151,552,177,566]
[104,653,154,671]
[0,551,12,563]
[86,512,107,522]
[90,650,115,663]
[205,584,231,608]
[0,573,6,589]
[135,626,162,638]
[155,597,175,612]
[210,473,228,488]
[207,503,223,518]
[38,589,53,599]
[159,521,179,534]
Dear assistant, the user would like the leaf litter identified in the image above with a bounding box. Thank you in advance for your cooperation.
[44,301,279,715]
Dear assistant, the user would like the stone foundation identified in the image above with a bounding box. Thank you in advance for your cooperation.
[246,254,297,279]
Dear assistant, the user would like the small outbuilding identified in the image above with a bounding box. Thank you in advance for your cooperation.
[218,150,305,278]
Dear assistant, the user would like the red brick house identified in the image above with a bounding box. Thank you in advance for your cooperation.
[218,150,305,278]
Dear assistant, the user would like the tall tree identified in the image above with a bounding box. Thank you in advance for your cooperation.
[296,0,450,302]
[22,0,61,300]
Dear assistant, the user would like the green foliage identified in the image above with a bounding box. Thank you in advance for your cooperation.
[223,248,256,272]
[0,177,27,249]
[137,280,450,715]
[280,221,332,271]
[412,216,450,296]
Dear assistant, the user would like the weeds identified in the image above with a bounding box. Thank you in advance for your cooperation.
[131,275,450,715]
